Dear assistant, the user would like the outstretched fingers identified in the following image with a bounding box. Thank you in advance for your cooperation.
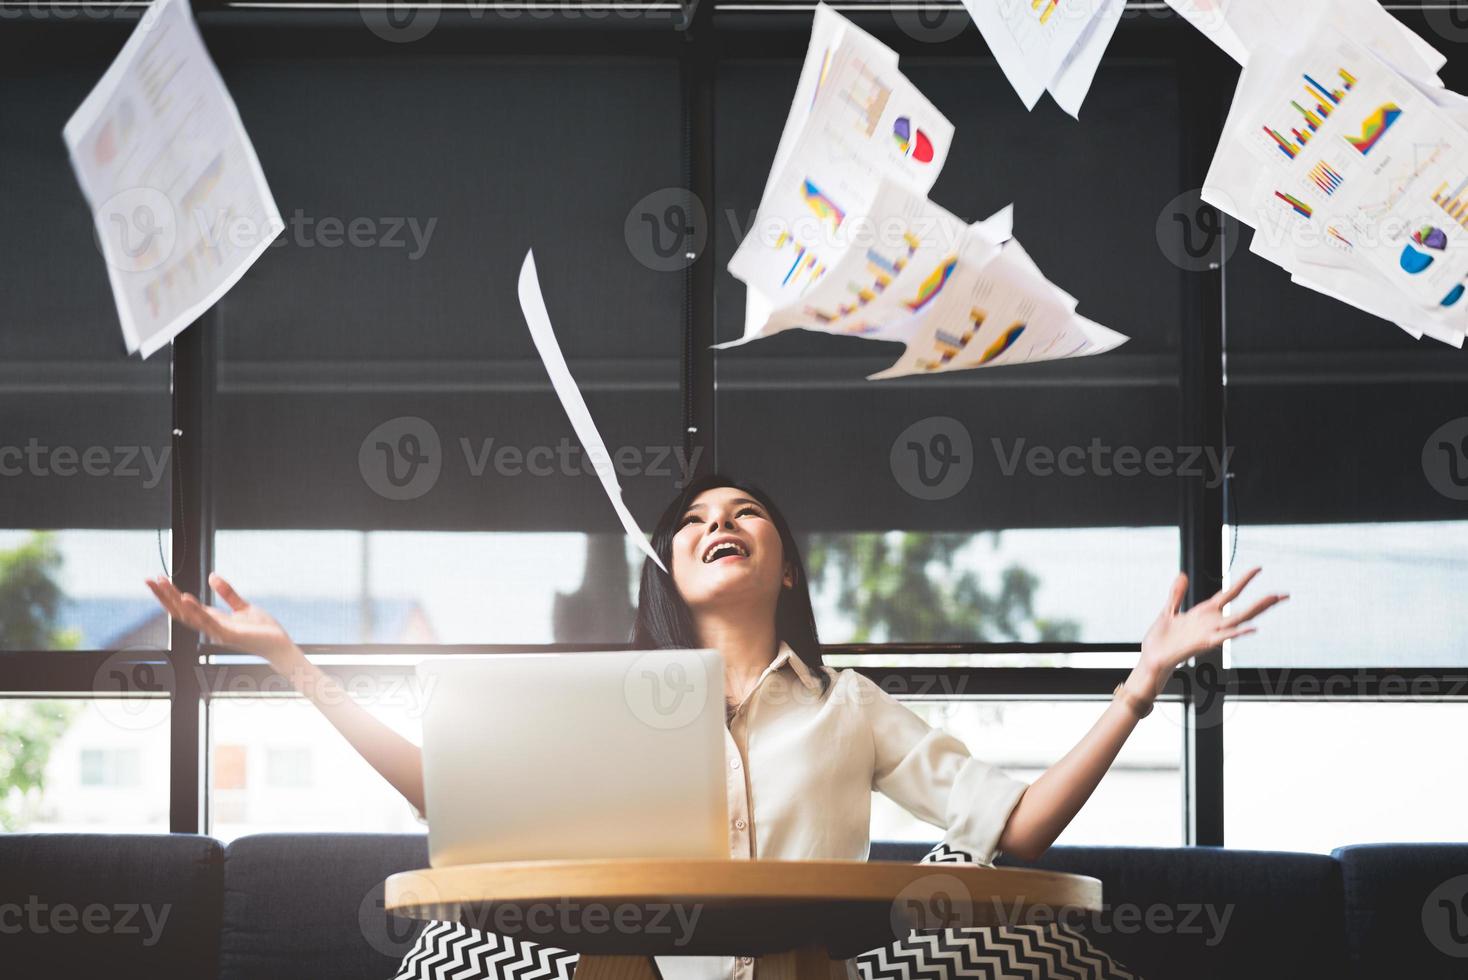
[1210,626,1257,645]
[1221,591,1289,628]
[1213,566,1262,607]
[1163,572,1188,616]
[210,573,249,612]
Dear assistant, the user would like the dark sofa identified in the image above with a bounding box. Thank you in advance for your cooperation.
[3,834,1466,979]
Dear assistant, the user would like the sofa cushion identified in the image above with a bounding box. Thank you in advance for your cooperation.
[0,832,223,980]
[1335,843,1468,979]
[1002,846,1346,980]
[219,833,429,980]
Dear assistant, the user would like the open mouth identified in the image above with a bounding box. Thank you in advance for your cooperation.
[702,540,750,563]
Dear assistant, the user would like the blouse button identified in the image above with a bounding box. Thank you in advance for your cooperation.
[734,818,747,831]
[729,757,741,770]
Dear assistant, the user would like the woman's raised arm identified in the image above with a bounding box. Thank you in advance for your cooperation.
[145,573,426,815]
[995,567,1287,860]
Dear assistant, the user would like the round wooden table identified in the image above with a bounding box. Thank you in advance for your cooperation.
[385,859,1101,980]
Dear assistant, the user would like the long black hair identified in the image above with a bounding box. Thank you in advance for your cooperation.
[630,473,829,694]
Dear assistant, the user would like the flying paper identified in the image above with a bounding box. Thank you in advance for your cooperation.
[1201,24,1468,346]
[728,4,954,347]
[517,251,668,573]
[725,4,1128,377]
[961,0,1125,118]
[64,0,283,358]
[1164,0,1445,80]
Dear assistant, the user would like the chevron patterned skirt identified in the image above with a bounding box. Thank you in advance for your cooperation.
[392,920,1140,980]
[394,845,1140,980]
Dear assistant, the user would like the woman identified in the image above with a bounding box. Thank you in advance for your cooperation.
[145,474,1285,980]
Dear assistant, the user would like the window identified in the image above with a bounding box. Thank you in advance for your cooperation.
[1225,702,1468,853]
[2,7,1460,851]
[873,699,1185,847]
[0,700,169,832]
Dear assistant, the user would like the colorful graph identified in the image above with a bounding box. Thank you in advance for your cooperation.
[904,257,957,314]
[1345,104,1401,156]
[1307,160,1343,196]
[977,322,1026,366]
[1432,178,1468,227]
[801,179,846,230]
[837,60,892,138]
[1400,243,1436,274]
[1261,67,1357,160]
[916,324,978,371]
[1032,0,1059,25]
[1274,190,1313,219]
[180,153,225,215]
[1441,282,1465,307]
[803,233,921,324]
[1414,225,1448,250]
[892,117,936,164]
[810,48,833,110]
[1326,226,1354,251]
[774,232,827,292]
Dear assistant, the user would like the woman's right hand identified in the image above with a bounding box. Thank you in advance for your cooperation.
[145,573,298,667]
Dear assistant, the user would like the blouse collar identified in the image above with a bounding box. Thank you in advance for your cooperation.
[769,640,822,692]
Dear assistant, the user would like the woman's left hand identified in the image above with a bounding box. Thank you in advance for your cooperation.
[1136,567,1288,688]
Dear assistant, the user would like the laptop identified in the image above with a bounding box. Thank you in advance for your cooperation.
[417,649,729,867]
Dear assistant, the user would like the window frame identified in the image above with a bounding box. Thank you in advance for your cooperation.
[2,2,1466,846]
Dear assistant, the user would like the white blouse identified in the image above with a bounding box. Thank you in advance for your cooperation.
[658,642,1029,980]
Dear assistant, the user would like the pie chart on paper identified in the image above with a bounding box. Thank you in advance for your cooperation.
[893,116,935,164]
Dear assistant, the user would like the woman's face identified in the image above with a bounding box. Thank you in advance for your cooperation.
[671,486,791,612]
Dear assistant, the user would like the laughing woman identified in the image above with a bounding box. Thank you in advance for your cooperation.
[144,473,1285,980]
